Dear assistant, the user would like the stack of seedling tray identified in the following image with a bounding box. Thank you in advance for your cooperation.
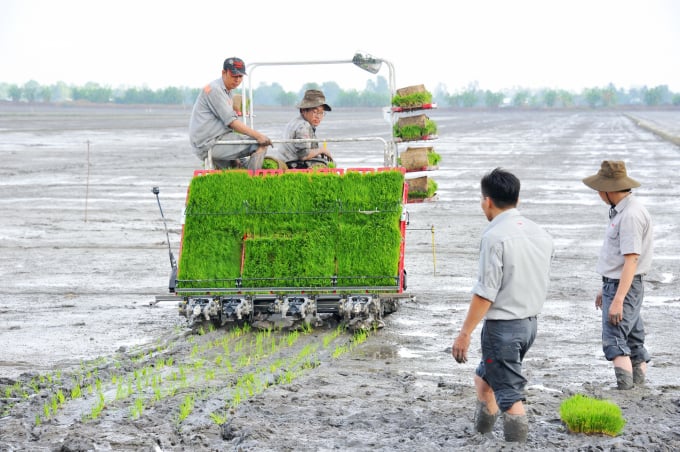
[404,176,438,203]
[393,114,438,141]
[391,85,441,203]
[391,84,435,111]
[176,168,406,292]
[399,146,441,172]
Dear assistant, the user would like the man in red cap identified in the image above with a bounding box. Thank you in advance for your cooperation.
[189,57,271,170]
[583,160,654,390]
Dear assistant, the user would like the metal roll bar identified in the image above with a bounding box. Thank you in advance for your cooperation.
[208,137,392,169]
[235,53,397,167]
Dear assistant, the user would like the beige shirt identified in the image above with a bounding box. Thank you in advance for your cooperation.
[596,194,653,279]
[472,209,554,320]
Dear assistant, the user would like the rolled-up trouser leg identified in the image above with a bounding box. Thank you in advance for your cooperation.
[247,148,266,171]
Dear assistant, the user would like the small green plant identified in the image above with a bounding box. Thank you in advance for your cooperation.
[332,344,349,359]
[560,394,626,436]
[70,384,82,399]
[210,410,228,425]
[56,389,66,406]
[178,394,195,422]
[28,379,40,393]
[90,393,105,420]
[130,397,145,419]
[352,329,369,347]
[115,381,125,400]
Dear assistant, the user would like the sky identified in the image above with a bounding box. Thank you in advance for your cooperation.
[1,0,679,94]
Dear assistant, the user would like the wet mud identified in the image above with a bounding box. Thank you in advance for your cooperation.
[1,104,679,451]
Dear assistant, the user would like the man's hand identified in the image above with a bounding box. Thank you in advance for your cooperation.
[595,290,602,310]
[451,295,491,364]
[608,299,624,325]
[255,134,272,147]
[452,332,470,364]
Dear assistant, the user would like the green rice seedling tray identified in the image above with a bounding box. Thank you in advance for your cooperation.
[176,168,408,293]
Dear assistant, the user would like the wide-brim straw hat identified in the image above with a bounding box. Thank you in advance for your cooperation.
[582,160,640,192]
[296,89,331,111]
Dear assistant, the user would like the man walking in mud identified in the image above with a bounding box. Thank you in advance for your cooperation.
[582,160,653,390]
[189,57,272,170]
[451,168,553,442]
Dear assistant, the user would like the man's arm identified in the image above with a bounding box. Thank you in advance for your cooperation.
[608,253,639,325]
[228,119,271,146]
[452,294,492,363]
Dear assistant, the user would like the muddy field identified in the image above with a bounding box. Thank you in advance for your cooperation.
[1,104,679,451]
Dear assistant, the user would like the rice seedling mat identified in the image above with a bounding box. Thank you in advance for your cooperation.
[176,168,407,293]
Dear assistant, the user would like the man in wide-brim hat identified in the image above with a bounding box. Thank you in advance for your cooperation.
[583,160,653,390]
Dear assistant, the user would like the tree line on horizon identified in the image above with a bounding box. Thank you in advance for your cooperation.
[1,77,678,109]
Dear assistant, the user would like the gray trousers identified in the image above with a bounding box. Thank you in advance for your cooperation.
[210,131,259,169]
[475,317,537,412]
[601,275,650,364]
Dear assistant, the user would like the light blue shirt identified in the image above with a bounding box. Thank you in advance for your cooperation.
[472,208,554,320]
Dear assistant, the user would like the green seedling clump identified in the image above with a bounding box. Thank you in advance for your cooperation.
[261,159,279,170]
[428,151,442,167]
[393,119,438,140]
[392,91,433,107]
[560,394,626,436]
[177,169,405,291]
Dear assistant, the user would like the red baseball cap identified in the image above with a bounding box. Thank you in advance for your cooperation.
[223,57,247,75]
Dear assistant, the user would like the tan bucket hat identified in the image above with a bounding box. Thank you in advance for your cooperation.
[582,160,640,192]
[296,89,331,111]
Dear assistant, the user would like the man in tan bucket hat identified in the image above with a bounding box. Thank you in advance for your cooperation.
[276,89,333,165]
[583,160,653,390]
